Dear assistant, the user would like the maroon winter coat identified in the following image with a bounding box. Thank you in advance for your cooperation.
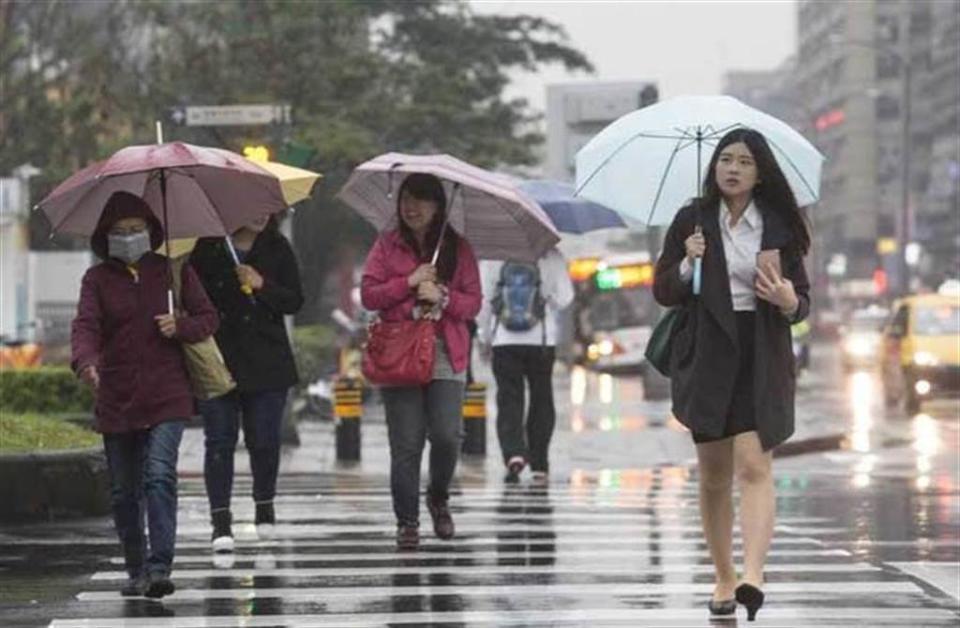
[71,193,219,434]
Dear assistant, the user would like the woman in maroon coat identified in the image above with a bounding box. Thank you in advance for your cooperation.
[71,191,218,599]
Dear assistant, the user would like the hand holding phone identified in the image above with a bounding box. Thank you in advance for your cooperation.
[756,249,782,279]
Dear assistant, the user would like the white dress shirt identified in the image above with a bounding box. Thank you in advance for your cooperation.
[680,200,764,312]
[477,248,575,347]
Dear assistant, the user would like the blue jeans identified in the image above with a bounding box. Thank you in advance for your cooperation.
[382,380,464,526]
[102,420,185,578]
[198,388,288,512]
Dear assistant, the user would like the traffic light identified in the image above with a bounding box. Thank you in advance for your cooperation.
[873,268,888,295]
[243,144,271,162]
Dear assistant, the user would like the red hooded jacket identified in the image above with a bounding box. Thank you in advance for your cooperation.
[71,191,219,433]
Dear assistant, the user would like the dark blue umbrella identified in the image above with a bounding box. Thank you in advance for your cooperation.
[519,180,627,235]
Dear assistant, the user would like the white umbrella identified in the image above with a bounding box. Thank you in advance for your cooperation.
[338,153,560,262]
[575,95,824,226]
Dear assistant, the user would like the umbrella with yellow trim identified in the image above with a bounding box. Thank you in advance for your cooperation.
[158,160,321,259]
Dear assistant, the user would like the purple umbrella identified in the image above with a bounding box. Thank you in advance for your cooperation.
[338,152,560,262]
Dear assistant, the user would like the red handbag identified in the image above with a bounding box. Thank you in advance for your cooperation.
[362,319,436,386]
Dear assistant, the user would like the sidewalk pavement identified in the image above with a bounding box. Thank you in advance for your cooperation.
[179,341,896,483]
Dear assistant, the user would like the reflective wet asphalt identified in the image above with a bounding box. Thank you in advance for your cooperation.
[1,342,957,627]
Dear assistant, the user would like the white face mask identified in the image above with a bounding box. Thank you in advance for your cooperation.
[107,231,151,264]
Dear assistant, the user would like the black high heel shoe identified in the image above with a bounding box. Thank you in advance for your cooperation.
[707,598,737,617]
[735,583,765,621]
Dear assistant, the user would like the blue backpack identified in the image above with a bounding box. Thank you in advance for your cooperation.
[491,261,546,340]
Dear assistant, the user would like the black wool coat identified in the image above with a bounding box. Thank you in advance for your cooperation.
[653,202,811,451]
[189,229,304,393]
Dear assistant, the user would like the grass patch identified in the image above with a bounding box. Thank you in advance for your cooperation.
[0,413,99,453]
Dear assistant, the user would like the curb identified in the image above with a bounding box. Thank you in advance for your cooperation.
[773,433,847,458]
[0,446,111,523]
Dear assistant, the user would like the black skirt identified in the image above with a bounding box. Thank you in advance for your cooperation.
[693,311,757,443]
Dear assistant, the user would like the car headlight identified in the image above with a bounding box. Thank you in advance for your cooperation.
[844,336,877,357]
[913,351,939,366]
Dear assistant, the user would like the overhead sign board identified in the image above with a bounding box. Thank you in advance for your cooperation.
[169,105,291,127]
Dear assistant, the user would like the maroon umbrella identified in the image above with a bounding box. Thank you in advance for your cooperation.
[37,142,287,239]
[37,141,288,311]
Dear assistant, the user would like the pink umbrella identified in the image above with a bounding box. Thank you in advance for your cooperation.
[37,142,287,239]
[37,141,288,311]
[337,152,560,262]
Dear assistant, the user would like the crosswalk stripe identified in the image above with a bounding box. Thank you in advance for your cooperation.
[170,522,850,537]
[50,606,956,628]
[106,548,852,564]
[7,535,829,548]
[174,511,837,524]
[75,580,920,602]
[91,562,881,580]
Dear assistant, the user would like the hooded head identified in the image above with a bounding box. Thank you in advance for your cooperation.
[91,191,164,261]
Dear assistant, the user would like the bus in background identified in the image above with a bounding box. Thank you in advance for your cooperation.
[569,252,669,399]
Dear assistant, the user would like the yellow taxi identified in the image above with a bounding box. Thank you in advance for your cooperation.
[881,290,960,413]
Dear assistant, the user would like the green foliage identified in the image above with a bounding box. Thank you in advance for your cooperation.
[0,367,94,414]
[0,412,99,452]
[3,0,593,316]
[291,324,340,390]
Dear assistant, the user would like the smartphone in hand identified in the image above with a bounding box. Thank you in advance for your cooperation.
[756,249,782,278]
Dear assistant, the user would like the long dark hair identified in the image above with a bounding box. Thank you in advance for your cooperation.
[396,173,460,282]
[702,128,810,255]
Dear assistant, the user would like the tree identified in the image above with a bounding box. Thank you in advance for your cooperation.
[3,0,593,320]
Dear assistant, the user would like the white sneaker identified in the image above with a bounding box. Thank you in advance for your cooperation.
[212,552,236,569]
[211,535,235,553]
[256,523,276,541]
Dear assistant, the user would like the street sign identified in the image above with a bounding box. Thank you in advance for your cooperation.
[169,105,291,127]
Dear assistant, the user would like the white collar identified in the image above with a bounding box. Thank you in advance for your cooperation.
[720,199,761,230]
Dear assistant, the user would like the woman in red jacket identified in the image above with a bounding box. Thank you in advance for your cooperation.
[361,173,482,550]
[71,191,218,598]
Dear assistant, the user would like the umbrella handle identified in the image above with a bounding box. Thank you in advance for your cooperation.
[224,238,258,303]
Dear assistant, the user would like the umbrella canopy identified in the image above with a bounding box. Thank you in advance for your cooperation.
[575,95,824,227]
[37,142,288,238]
[246,159,322,206]
[337,153,560,262]
[518,179,627,234]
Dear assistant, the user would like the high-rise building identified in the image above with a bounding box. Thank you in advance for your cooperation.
[545,81,658,182]
[794,0,956,291]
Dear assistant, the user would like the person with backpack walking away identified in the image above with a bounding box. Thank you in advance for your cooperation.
[189,213,304,553]
[653,129,811,621]
[360,173,482,550]
[478,247,574,483]
[71,191,219,598]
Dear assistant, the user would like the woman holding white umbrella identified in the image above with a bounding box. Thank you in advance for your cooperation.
[652,128,811,621]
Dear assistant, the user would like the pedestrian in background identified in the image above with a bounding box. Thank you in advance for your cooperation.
[361,173,482,550]
[477,247,574,483]
[72,191,219,598]
[189,213,304,552]
[653,128,811,621]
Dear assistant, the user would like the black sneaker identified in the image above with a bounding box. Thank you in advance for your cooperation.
[120,574,145,597]
[255,501,276,540]
[211,509,234,553]
[427,493,455,540]
[144,572,175,599]
[396,523,419,551]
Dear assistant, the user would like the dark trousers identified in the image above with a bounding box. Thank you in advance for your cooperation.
[382,380,465,526]
[492,345,557,472]
[198,388,289,512]
[102,420,185,578]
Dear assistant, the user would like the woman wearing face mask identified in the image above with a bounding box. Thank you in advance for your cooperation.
[189,212,304,552]
[361,173,482,550]
[71,191,219,599]
[653,129,811,621]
